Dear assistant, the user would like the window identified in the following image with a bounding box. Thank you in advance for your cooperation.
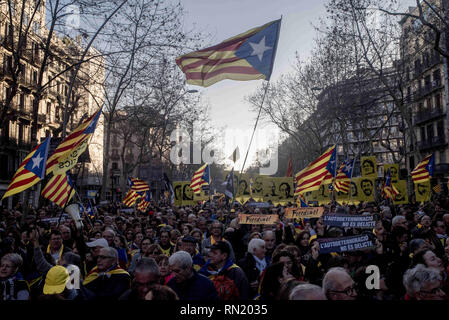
[33,22,40,35]
[19,93,25,110]
[435,94,441,110]
[426,97,432,110]
[112,162,118,170]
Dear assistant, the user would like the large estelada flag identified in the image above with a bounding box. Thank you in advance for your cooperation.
[41,172,76,207]
[294,145,336,196]
[176,19,281,87]
[334,159,354,194]
[123,189,142,207]
[411,154,434,184]
[382,168,399,200]
[128,177,150,193]
[2,137,51,200]
[190,163,210,194]
[46,108,102,175]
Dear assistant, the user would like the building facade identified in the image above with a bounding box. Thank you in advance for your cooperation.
[0,1,105,208]
[400,0,449,187]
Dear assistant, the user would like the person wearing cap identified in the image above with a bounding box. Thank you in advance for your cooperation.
[40,265,81,300]
[82,247,131,300]
[199,241,249,300]
[180,235,205,271]
[84,238,109,274]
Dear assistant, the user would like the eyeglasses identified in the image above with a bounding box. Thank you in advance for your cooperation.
[420,287,443,295]
[97,255,115,260]
[329,285,357,296]
[0,264,14,269]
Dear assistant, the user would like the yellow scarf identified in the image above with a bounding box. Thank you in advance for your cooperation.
[47,244,64,263]
[83,266,129,285]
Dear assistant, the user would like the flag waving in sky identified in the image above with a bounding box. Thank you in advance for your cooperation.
[411,154,434,184]
[46,108,102,175]
[190,163,210,194]
[294,145,336,196]
[128,177,150,193]
[176,19,281,87]
[2,137,51,200]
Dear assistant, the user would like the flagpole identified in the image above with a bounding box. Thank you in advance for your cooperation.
[56,164,81,228]
[240,82,270,175]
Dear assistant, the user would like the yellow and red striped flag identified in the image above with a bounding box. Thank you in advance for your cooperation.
[137,191,151,212]
[334,159,354,194]
[176,19,281,87]
[46,108,102,175]
[41,172,76,207]
[123,190,142,207]
[382,168,399,200]
[128,177,150,193]
[411,154,434,184]
[2,137,51,200]
[294,145,336,196]
[190,163,210,194]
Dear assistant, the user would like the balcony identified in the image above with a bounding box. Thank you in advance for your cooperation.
[418,136,447,151]
[412,80,443,101]
[414,107,445,124]
[110,169,121,177]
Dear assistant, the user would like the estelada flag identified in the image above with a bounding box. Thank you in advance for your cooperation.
[2,137,51,199]
[46,108,102,175]
[176,19,281,87]
[190,163,210,194]
[411,154,434,184]
[294,145,336,196]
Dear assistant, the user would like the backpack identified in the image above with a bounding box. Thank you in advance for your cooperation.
[211,265,239,301]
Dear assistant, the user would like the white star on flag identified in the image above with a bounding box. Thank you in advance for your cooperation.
[31,152,43,169]
[249,36,272,61]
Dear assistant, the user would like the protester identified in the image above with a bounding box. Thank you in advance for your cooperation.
[119,258,160,300]
[0,253,29,300]
[167,251,218,300]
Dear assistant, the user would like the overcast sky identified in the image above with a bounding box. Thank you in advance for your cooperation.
[176,0,415,172]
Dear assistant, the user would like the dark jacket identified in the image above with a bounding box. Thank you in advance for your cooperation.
[82,265,131,300]
[167,270,219,301]
[237,253,265,298]
[199,258,250,300]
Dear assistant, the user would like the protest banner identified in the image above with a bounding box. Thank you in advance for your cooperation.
[361,156,377,177]
[173,181,184,206]
[285,207,324,219]
[53,139,89,174]
[323,214,377,228]
[238,214,279,225]
[393,180,409,204]
[317,234,375,254]
[247,202,272,208]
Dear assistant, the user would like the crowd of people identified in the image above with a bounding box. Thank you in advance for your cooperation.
[1,194,449,301]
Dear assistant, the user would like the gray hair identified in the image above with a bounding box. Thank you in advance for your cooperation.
[168,251,192,269]
[62,252,81,268]
[101,247,118,261]
[103,228,116,237]
[135,257,160,276]
[392,215,406,226]
[1,253,23,269]
[322,267,350,295]
[289,283,327,300]
[248,238,265,254]
[403,264,442,298]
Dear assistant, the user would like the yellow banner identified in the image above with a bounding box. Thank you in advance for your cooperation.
[393,180,409,204]
[262,177,294,204]
[238,214,279,225]
[285,207,325,219]
[383,164,399,181]
[361,156,377,177]
[236,173,252,197]
[53,139,88,174]
[415,181,431,202]
[251,175,265,200]
[173,181,184,206]
[358,177,375,202]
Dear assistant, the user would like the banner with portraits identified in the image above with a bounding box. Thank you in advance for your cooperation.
[250,175,265,201]
[173,181,196,206]
[361,156,377,177]
[415,181,431,202]
[334,177,375,204]
[262,177,294,204]
[383,164,399,181]
[393,180,409,204]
